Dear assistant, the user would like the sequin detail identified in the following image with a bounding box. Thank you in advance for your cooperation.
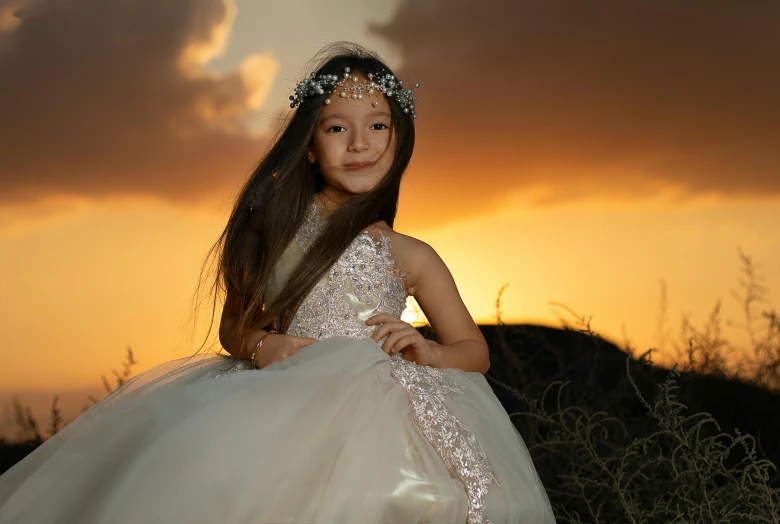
[287,200,499,522]
[287,201,408,343]
[388,353,500,524]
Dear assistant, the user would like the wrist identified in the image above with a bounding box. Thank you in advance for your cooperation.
[427,340,442,368]
[250,329,278,369]
[241,330,267,360]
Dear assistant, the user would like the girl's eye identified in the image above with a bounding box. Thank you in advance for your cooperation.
[326,123,389,133]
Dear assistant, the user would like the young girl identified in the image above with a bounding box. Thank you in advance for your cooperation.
[0,42,555,523]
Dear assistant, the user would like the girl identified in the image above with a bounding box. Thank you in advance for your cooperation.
[0,42,555,523]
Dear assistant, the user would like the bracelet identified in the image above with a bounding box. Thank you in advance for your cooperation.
[250,330,278,369]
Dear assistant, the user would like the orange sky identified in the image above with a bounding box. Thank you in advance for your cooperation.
[1,0,778,440]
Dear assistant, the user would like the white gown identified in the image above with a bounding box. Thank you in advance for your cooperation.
[0,200,556,524]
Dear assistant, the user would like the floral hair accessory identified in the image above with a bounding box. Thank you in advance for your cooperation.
[289,66,420,119]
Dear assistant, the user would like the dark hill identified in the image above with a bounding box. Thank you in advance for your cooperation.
[472,323,780,477]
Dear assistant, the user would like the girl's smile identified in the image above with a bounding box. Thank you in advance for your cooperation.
[344,161,375,171]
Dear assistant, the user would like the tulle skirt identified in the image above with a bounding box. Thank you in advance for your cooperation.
[0,336,555,523]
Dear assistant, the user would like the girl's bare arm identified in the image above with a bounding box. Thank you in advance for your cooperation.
[409,240,490,374]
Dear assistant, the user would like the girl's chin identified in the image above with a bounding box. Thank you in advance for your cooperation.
[331,180,381,193]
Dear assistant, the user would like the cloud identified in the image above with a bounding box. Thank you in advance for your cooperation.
[0,0,276,208]
[1,0,777,228]
[370,0,780,207]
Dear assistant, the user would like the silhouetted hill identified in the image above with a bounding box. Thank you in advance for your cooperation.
[477,323,780,476]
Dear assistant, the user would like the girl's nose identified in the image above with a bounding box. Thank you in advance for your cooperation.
[348,130,370,152]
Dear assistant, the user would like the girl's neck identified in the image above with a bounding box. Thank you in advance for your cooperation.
[314,191,345,218]
[313,190,390,233]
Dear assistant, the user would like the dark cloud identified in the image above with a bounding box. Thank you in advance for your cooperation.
[371,0,780,211]
[1,0,777,225]
[0,0,270,208]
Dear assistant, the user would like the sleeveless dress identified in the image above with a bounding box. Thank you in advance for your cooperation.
[0,200,556,524]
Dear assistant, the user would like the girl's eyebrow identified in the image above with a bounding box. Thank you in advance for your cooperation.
[320,110,391,124]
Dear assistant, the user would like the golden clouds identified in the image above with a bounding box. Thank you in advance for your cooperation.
[371,0,780,213]
[0,0,275,216]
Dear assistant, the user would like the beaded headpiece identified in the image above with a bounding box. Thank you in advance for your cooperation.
[289,66,420,119]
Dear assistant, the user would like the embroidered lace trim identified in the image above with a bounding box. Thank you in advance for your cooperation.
[388,353,500,524]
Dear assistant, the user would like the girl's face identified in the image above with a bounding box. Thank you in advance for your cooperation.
[308,74,396,198]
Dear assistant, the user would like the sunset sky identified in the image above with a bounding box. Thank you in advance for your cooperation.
[1,0,778,439]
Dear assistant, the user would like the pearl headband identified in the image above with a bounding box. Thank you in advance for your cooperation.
[289,66,421,119]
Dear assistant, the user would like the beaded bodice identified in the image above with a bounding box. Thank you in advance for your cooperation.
[266,199,409,342]
[265,200,500,524]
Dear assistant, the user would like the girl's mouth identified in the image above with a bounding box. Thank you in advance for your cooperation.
[345,162,375,171]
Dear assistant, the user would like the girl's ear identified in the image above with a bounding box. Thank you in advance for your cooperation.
[307,146,316,164]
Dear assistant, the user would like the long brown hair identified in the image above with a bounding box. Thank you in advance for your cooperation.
[184,41,416,364]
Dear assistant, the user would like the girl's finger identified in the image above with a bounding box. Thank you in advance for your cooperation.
[382,329,410,354]
[391,335,406,353]
[372,323,397,342]
[391,334,415,353]
[382,334,396,353]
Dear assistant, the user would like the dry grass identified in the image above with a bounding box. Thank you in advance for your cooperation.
[484,251,780,522]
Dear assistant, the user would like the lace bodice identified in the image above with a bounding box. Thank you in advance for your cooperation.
[266,199,409,342]
[264,200,500,524]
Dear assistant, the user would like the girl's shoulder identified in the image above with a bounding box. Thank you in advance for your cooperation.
[364,222,431,297]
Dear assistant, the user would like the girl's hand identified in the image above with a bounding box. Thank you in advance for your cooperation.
[365,313,439,367]
[253,333,317,369]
